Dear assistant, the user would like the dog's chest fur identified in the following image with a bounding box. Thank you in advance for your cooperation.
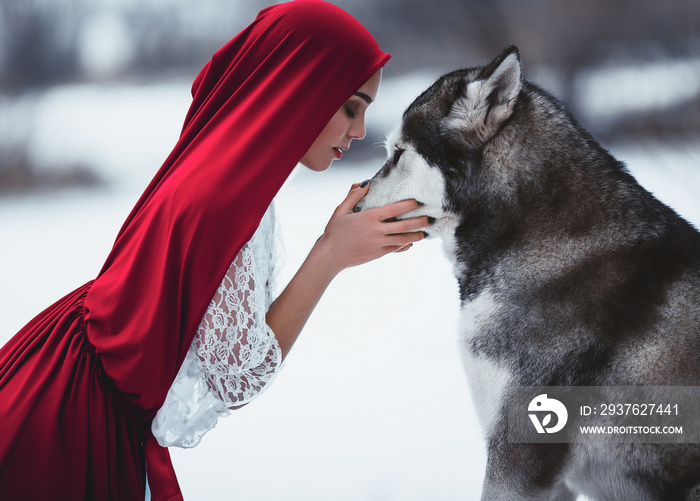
[457,288,512,436]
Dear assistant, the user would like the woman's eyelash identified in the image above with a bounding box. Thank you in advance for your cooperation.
[344,105,357,119]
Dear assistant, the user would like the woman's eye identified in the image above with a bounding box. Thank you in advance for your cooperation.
[344,105,357,119]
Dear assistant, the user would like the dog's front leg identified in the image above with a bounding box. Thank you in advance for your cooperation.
[480,433,576,501]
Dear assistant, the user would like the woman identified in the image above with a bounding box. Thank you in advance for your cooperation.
[0,1,428,500]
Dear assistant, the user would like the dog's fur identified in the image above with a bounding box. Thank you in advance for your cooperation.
[356,46,700,500]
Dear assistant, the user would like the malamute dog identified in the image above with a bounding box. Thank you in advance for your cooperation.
[356,46,700,500]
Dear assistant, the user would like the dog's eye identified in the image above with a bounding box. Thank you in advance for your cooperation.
[392,148,404,165]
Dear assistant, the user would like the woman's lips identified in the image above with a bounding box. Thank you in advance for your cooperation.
[333,147,344,159]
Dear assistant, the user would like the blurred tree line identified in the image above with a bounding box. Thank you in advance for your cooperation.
[3,0,698,93]
[346,0,700,142]
[0,0,698,191]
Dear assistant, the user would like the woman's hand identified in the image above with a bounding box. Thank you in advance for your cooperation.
[267,181,429,359]
[314,181,430,276]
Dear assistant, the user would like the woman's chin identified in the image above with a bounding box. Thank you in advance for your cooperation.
[301,159,333,173]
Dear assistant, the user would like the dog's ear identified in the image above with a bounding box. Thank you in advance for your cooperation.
[442,45,522,148]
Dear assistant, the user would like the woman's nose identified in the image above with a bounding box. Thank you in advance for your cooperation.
[348,118,366,140]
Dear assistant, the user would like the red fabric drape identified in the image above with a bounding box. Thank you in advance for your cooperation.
[0,1,390,499]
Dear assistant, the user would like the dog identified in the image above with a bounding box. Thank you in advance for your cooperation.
[355,45,700,500]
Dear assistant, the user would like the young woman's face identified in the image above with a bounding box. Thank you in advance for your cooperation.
[300,69,382,172]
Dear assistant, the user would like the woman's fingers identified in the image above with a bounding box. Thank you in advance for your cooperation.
[383,231,425,248]
[377,243,413,258]
[383,215,431,234]
[317,186,431,271]
[374,199,423,221]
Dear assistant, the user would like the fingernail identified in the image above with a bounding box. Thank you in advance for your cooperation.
[416,201,424,206]
[422,231,429,238]
[360,180,370,188]
[427,217,436,225]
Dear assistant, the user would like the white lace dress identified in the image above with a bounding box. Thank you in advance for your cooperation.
[151,203,282,448]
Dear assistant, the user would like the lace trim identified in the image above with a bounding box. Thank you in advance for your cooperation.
[152,203,282,448]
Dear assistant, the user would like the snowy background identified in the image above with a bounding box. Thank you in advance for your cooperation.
[1,72,699,501]
[1,1,700,499]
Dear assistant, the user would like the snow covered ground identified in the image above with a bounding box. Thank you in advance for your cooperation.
[1,74,699,500]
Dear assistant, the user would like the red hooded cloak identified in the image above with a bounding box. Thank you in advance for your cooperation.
[0,1,390,499]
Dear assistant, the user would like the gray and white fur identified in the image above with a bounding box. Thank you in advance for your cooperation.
[356,45,700,500]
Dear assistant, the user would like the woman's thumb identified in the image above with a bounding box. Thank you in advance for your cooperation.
[340,180,370,212]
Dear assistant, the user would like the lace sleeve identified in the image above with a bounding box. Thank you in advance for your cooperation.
[194,248,282,407]
[152,205,282,448]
